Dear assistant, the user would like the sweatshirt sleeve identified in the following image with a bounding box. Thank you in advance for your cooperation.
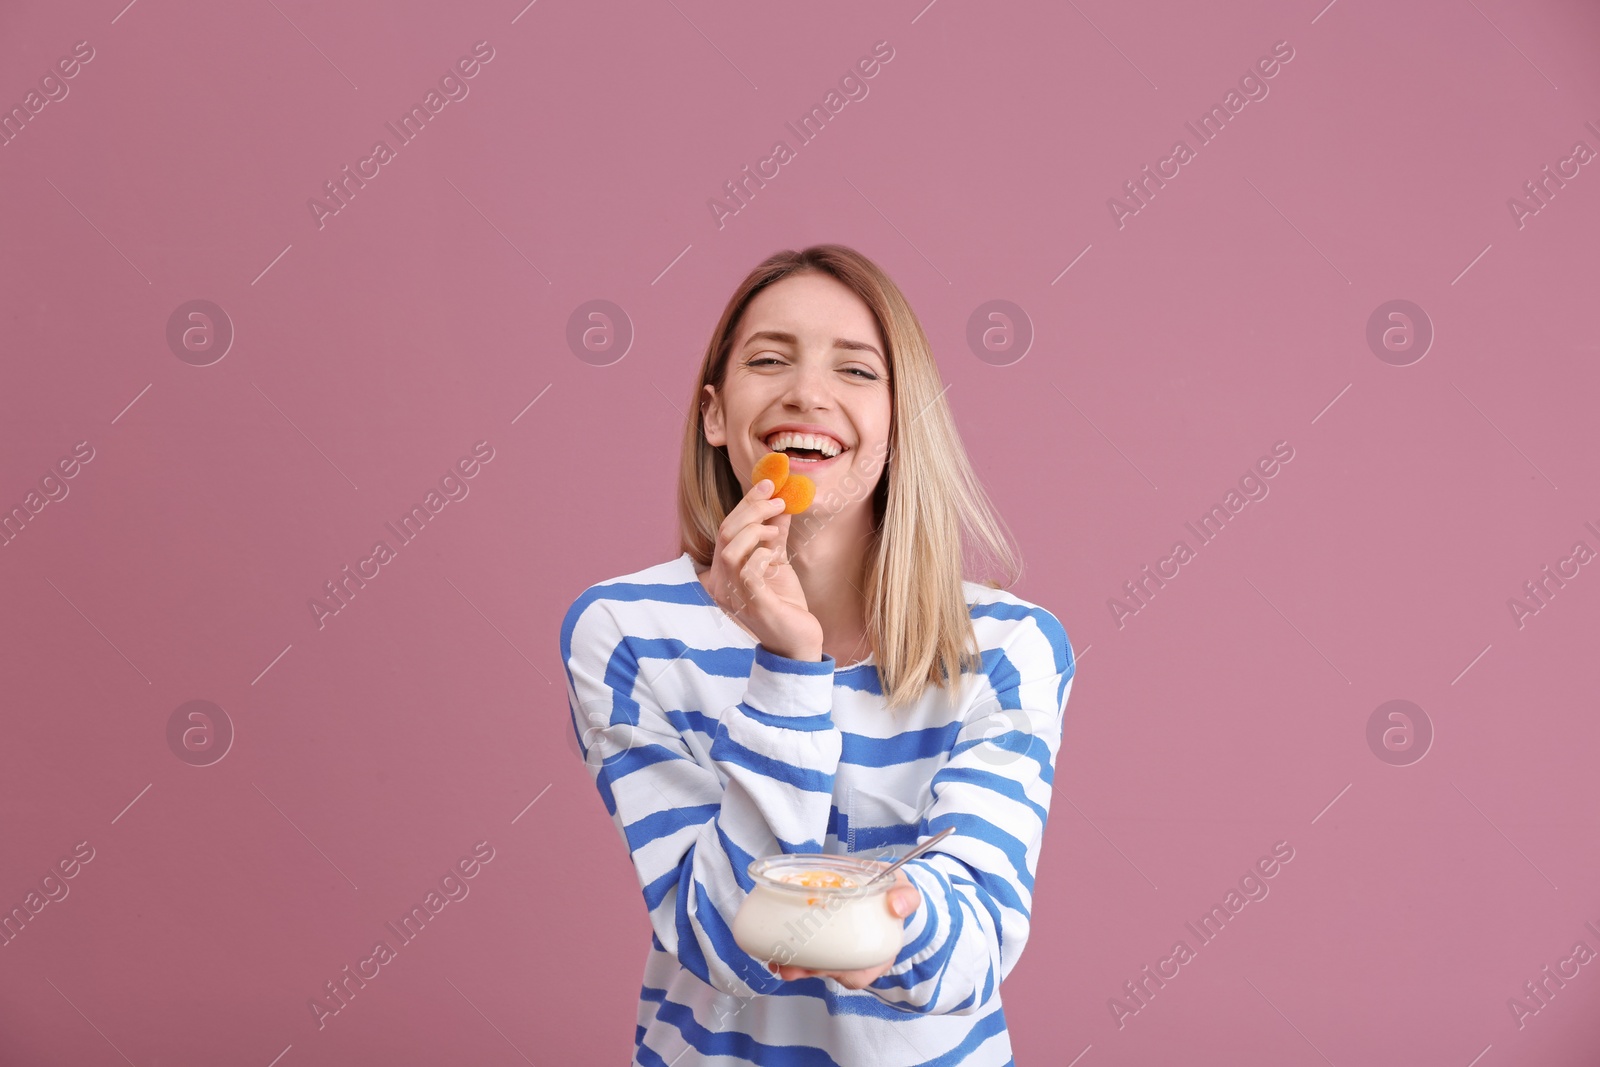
[560,591,842,998]
[862,606,1075,1015]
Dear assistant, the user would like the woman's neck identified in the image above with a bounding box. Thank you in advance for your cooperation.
[788,504,876,659]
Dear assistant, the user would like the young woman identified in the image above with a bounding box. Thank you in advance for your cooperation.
[560,244,1075,1064]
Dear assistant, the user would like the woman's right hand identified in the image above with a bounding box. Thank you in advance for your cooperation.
[702,478,824,661]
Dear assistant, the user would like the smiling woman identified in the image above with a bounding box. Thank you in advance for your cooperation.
[560,244,1075,1065]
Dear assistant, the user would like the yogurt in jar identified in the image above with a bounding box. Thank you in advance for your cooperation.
[731,854,904,972]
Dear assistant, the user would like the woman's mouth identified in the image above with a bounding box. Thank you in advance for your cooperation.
[762,433,849,471]
[779,449,844,470]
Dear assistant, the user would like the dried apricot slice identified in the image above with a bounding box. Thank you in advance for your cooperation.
[799,870,843,888]
[752,451,790,495]
[773,473,814,515]
[750,450,814,515]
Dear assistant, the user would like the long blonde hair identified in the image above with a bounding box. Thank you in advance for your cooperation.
[677,244,1021,710]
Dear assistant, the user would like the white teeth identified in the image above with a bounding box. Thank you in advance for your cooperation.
[764,431,844,458]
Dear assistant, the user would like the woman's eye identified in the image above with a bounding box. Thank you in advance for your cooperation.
[746,357,876,380]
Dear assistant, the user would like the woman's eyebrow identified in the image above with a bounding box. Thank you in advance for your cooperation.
[743,329,883,360]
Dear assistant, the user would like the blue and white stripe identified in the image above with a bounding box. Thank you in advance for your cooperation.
[560,551,1075,1065]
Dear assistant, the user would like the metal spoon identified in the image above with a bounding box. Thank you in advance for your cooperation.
[859,826,955,888]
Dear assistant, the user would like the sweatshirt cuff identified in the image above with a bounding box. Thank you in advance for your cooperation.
[742,645,836,720]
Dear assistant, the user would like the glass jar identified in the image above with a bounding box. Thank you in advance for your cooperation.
[730,853,904,972]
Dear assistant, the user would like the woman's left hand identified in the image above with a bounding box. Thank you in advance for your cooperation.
[767,870,922,989]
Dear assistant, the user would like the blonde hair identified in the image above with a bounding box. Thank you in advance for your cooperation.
[676,244,1021,710]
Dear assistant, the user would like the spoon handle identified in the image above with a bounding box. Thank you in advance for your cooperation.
[861,826,955,887]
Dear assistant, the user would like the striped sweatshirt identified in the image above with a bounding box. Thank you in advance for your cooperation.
[559,550,1076,1065]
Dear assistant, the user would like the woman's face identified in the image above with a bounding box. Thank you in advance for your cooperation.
[702,271,892,517]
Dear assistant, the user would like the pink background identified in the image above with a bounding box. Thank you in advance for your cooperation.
[3,0,1599,1063]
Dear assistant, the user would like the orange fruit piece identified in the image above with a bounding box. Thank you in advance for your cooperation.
[796,869,847,888]
[750,450,814,515]
[752,451,789,494]
[794,868,851,903]
[774,474,814,515]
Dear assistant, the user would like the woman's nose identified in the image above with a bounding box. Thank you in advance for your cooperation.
[780,361,835,408]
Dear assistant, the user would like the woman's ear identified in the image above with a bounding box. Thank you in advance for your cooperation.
[701,385,724,446]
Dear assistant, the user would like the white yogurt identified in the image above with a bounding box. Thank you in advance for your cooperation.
[731,854,904,972]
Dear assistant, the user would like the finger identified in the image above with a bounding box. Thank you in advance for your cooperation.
[742,546,780,598]
[722,520,782,577]
[770,512,793,561]
[887,878,921,917]
[715,530,782,609]
[718,480,787,549]
[752,546,792,607]
[834,962,891,989]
